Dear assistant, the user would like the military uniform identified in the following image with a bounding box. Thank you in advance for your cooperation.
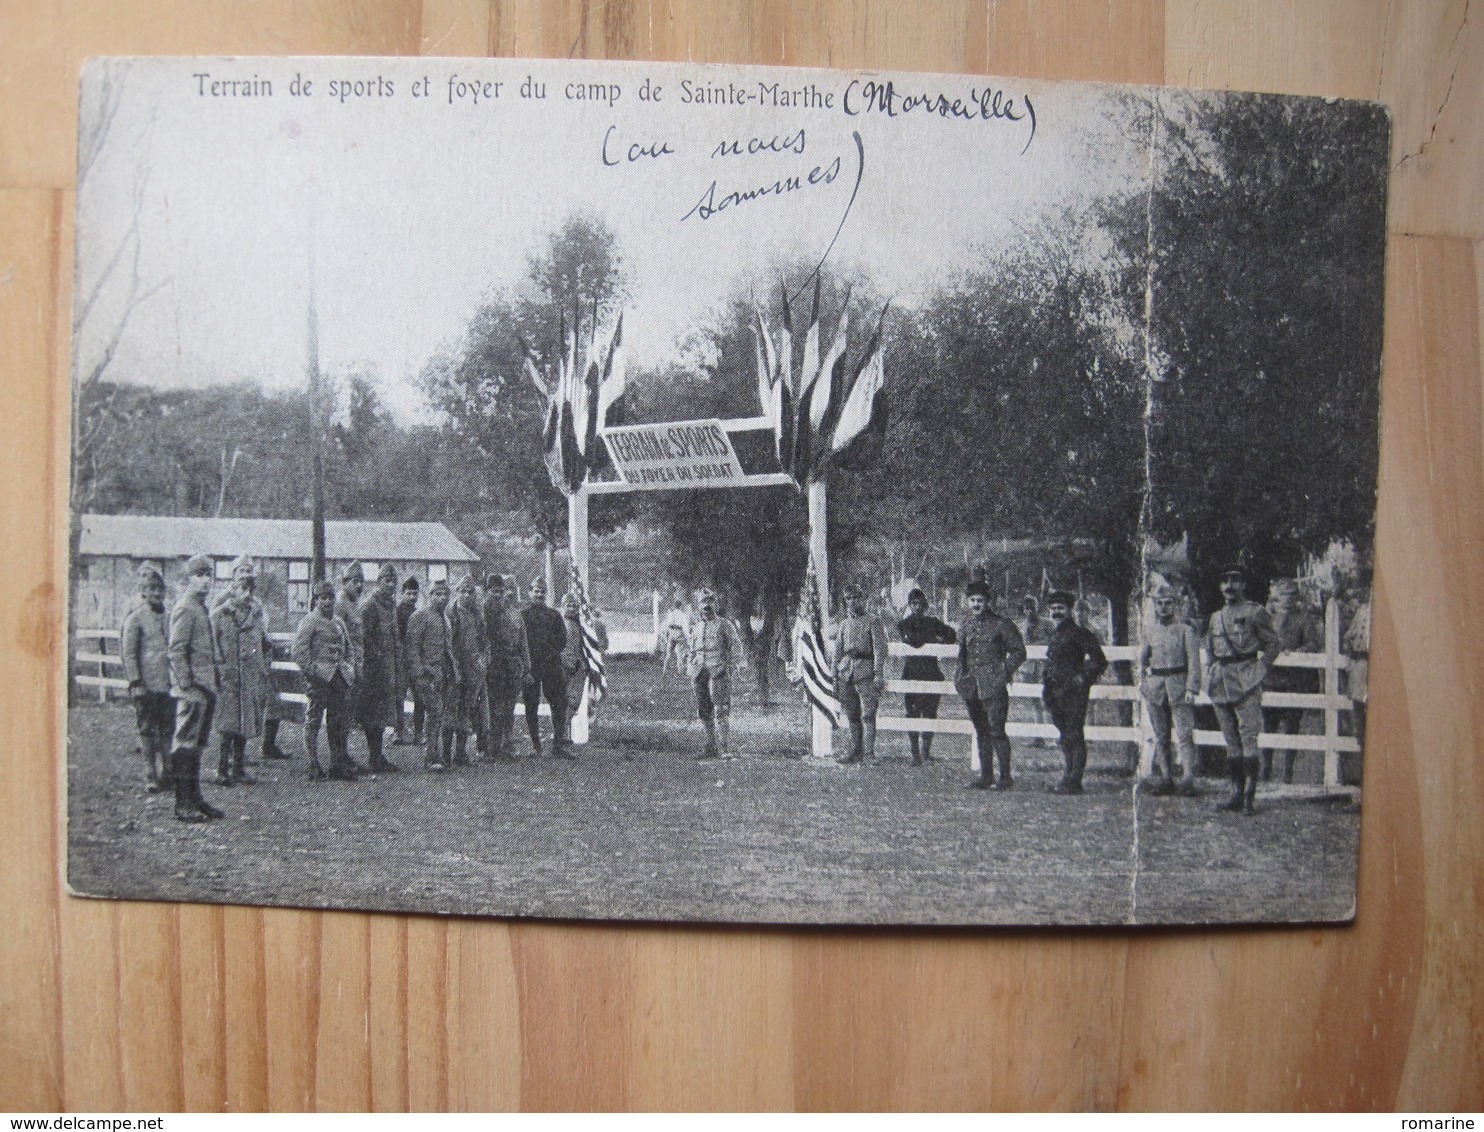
[404,593,456,770]
[121,577,173,793]
[522,590,569,754]
[687,596,742,758]
[167,555,225,821]
[896,601,956,764]
[357,572,404,772]
[1043,602,1108,793]
[292,592,358,779]
[395,580,423,743]
[1138,613,1201,793]
[954,603,1027,788]
[483,578,530,761]
[447,587,489,765]
[212,578,273,784]
[1205,576,1280,812]
[831,600,889,765]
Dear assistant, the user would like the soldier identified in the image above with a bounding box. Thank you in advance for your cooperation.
[483,573,530,762]
[896,588,956,765]
[953,579,1027,790]
[687,588,743,759]
[121,564,174,794]
[211,555,273,787]
[521,575,569,756]
[357,562,404,774]
[1138,585,1201,796]
[447,574,489,767]
[559,592,609,737]
[394,575,423,746]
[405,578,456,771]
[1205,565,1281,814]
[291,580,359,781]
[335,562,367,742]
[661,598,690,677]
[1264,578,1323,782]
[830,584,889,766]
[1342,583,1371,756]
[1042,591,1109,795]
[167,554,225,822]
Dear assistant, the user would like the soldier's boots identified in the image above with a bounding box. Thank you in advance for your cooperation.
[366,728,400,773]
[231,736,257,784]
[172,749,206,822]
[1243,756,1261,814]
[990,744,1014,791]
[452,731,471,766]
[837,721,864,765]
[262,719,292,760]
[1217,757,1247,812]
[186,749,225,819]
[216,737,236,787]
[921,733,936,762]
[304,725,328,780]
[717,717,730,757]
[145,738,166,794]
[908,734,922,766]
[861,722,877,763]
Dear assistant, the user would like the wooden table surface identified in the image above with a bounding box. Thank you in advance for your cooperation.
[2,0,1480,1112]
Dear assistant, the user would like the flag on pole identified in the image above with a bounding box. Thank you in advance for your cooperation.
[790,557,843,727]
[525,307,625,496]
[828,303,891,471]
[568,559,607,706]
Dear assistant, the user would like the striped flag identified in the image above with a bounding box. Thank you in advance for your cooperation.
[790,557,843,728]
[524,306,625,495]
[568,559,607,706]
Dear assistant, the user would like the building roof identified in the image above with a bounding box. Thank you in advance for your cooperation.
[79,514,479,562]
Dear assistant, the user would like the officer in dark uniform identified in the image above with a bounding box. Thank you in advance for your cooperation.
[521,575,569,756]
[954,579,1027,789]
[896,588,955,765]
[1042,590,1109,794]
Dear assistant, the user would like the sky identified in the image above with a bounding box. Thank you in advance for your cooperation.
[74,56,1153,423]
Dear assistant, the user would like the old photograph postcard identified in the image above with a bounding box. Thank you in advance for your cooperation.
[66,56,1387,925]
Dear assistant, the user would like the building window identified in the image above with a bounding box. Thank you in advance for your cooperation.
[428,563,448,583]
[288,560,311,614]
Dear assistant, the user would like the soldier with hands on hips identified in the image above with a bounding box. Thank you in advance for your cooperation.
[1205,565,1281,814]
[687,588,743,759]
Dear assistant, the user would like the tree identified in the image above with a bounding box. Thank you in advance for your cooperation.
[422,214,633,561]
[1144,90,1389,608]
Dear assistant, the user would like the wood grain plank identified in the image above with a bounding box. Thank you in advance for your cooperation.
[0,187,67,1112]
[314,911,374,1111]
[262,907,322,1110]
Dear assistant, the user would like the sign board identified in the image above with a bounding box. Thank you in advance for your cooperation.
[601,419,747,489]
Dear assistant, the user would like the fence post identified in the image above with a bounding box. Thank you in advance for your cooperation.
[97,634,107,703]
[652,590,661,654]
[1324,597,1341,789]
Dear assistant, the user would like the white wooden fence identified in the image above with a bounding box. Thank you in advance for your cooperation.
[881,601,1361,791]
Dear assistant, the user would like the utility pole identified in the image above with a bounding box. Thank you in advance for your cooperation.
[306,260,326,583]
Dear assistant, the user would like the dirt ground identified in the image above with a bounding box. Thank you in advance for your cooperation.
[66,657,1360,926]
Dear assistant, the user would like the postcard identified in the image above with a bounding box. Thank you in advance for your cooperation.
[67,56,1386,924]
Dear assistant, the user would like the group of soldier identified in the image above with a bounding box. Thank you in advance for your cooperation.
[119,553,605,823]
[812,564,1356,814]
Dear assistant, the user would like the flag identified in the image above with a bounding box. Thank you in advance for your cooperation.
[828,303,891,471]
[791,557,843,728]
[529,307,625,495]
[754,308,795,473]
[568,559,607,707]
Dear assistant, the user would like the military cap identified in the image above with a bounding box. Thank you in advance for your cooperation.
[136,564,164,586]
[842,583,865,602]
[311,580,336,602]
[428,577,451,594]
[1218,564,1247,582]
[401,575,420,592]
[230,554,255,579]
[530,574,547,590]
[377,562,398,582]
[342,560,365,582]
[696,587,716,604]
[184,553,213,577]
[907,588,927,605]
[1046,590,1077,608]
[964,580,991,599]
[456,573,477,593]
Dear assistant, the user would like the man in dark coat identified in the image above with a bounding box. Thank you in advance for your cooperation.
[167,554,225,821]
[122,564,173,794]
[953,579,1027,790]
[1043,590,1109,795]
[482,573,530,761]
[896,587,956,765]
[521,575,569,756]
[211,555,272,787]
[357,562,404,773]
